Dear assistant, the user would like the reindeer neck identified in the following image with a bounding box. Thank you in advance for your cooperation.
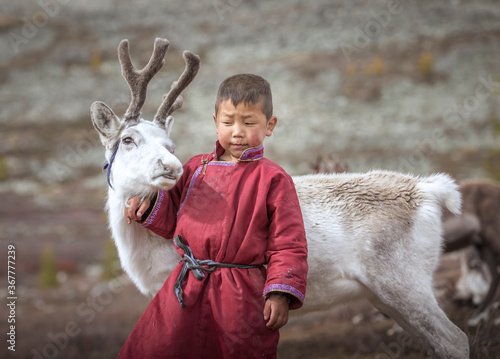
[106,188,152,244]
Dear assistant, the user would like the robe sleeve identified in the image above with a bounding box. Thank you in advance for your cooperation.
[263,171,308,310]
[140,156,199,239]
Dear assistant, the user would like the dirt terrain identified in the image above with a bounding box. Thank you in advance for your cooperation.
[1,0,500,358]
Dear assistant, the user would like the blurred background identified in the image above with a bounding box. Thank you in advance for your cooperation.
[1,0,499,358]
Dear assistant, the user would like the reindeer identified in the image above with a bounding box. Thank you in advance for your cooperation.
[91,38,200,295]
[90,38,469,359]
[443,179,500,326]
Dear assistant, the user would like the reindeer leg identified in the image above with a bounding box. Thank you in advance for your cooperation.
[361,234,469,359]
[467,245,500,326]
[366,278,469,359]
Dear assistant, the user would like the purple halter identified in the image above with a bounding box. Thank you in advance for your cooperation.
[102,139,121,190]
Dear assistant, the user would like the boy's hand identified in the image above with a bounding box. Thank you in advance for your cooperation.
[263,293,290,330]
[125,197,151,224]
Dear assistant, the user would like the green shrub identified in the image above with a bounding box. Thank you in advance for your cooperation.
[0,156,8,181]
[39,244,59,288]
[101,239,121,281]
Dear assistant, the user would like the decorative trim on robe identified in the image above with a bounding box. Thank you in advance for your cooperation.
[263,283,305,308]
[212,141,264,162]
[141,189,164,227]
[239,144,264,161]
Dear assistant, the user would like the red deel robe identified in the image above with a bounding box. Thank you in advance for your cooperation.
[118,142,308,359]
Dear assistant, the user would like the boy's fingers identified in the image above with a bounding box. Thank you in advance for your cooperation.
[264,297,289,330]
[265,303,280,329]
[266,314,277,329]
[263,299,271,321]
[266,315,276,329]
[137,198,151,219]
[124,202,132,224]
[270,312,288,330]
[124,197,141,223]
[128,197,139,220]
[281,312,289,328]
[266,311,282,330]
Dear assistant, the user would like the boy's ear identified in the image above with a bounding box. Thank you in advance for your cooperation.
[266,116,277,137]
[213,113,219,133]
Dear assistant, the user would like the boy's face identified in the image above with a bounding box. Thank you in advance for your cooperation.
[213,99,277,162]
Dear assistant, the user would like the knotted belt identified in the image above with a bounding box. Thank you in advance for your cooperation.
[173,235,261,307]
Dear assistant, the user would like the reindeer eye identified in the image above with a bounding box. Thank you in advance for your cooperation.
[123,137,134,144]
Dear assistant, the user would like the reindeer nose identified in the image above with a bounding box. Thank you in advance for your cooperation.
[158,159,181,178]
[159,159,171,172]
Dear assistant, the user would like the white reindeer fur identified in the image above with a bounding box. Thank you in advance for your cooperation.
[91,102,183,296]
[292,171,460,309]
[92,112,469,359]
[291,172,468,359]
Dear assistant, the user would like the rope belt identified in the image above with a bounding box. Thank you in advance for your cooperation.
[173,235,261,307]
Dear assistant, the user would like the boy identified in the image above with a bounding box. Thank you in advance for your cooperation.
[119,74,308,358]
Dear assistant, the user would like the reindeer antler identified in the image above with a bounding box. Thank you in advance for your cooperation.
[153,50,200,127]
[118,38,170,123]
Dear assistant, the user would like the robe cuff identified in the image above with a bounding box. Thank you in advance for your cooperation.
[140,190,164,227]
[263,284,305,309]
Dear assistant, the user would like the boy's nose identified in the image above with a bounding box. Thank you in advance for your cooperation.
[233,124,244,137]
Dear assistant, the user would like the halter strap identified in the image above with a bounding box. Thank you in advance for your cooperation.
[102,139,121,190]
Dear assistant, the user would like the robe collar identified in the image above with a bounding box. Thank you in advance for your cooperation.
[212,141,264,162]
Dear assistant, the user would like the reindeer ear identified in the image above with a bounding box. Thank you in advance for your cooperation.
[90,101,122,146]
[164,115,174,138]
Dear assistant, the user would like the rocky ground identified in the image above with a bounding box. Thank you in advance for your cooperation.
[1,0,500,358]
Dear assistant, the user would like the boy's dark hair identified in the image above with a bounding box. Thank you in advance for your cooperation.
[215,74,273,120]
